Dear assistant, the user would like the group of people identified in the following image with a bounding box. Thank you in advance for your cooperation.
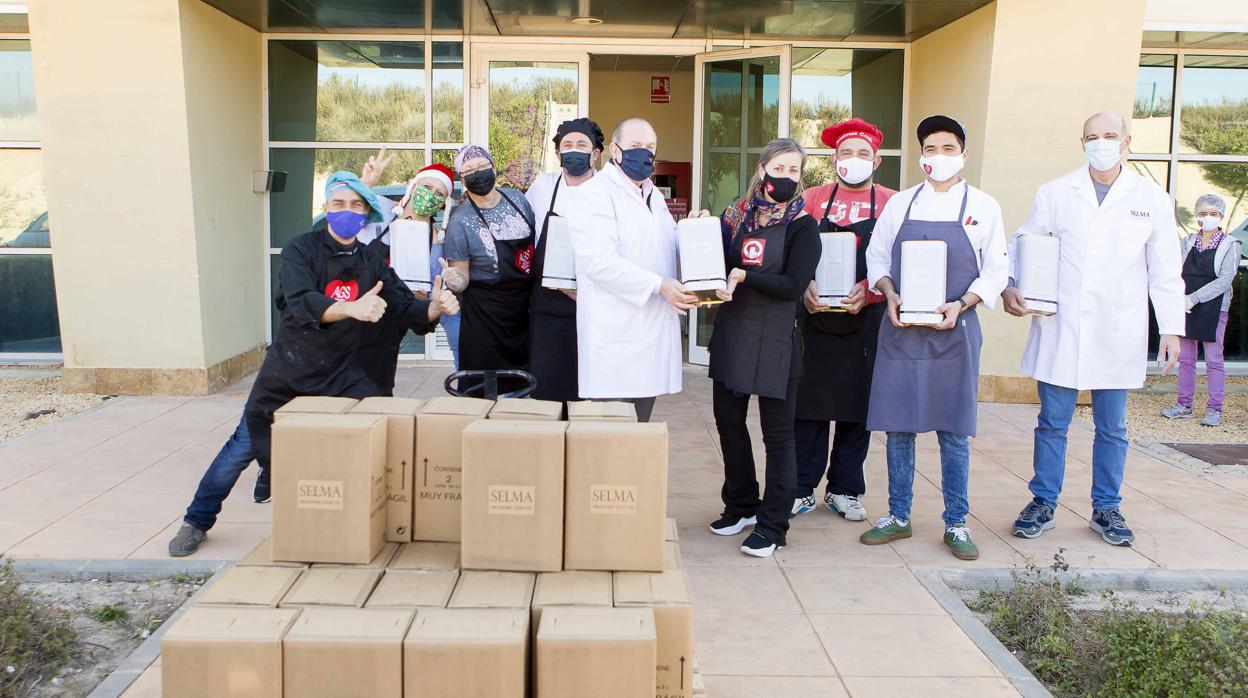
[169,107,1237,564]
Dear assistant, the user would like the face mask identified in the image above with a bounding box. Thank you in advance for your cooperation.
[1083,139,1122,171]
[762,172,799,203]
[836,157,874,186]
[463,169,497,196]
[326,210,367,239]
[1197,215,1222,232]
[919,153,965,183]
[410,187,445,218]
[561,151,593,177]
[615,146,655,181]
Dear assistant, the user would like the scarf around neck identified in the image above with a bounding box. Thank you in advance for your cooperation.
[722,182,805,241]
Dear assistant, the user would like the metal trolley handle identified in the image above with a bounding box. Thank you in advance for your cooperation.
[444,370,537,400]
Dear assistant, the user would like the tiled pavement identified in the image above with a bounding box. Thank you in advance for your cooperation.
[3,366,1247,697]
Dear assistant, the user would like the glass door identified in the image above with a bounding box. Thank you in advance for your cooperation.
[688,46,790,365]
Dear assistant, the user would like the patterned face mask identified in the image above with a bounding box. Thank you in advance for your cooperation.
[410,186,446,218]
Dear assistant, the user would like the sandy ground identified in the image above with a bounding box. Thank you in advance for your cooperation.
[1075,375,1248,445]
[0,368,108,443]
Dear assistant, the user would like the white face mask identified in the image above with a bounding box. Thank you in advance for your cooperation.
[1196,215,1222,232]
[835,157,874,186]
[1084,139,1122,171]
[919,153,964,183]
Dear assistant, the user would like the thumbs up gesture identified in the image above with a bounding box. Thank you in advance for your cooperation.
[429,275,461,321]
[438,257,467,293]
[349,281,388,323]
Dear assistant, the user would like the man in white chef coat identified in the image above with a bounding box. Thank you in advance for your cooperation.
[564,117,699,421]
[1003,111,1184,547]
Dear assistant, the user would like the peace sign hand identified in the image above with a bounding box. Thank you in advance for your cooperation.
[361,147,396,188]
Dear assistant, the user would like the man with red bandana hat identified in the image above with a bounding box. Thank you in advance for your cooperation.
[790,118,896,523]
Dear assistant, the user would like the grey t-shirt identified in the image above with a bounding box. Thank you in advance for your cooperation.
[1093,178,1112,205]
[443,188,535,283]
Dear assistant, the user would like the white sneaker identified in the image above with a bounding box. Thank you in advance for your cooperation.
[825,493,867,521]
[791,495,817,517]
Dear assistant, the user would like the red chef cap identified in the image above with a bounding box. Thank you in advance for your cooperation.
[820,118,884,152]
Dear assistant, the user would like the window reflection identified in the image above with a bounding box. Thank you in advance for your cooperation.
[488,61,578,191]
[1133,55,1175,154]
[0,41,37,141]
[0,149,47,247]
[1178,55,1248,157]
[432,42,464,143]
[790,48,902,151]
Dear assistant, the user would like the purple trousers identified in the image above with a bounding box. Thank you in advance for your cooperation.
[1178,311,1228,411]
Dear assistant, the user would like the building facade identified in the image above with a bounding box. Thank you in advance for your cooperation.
[3,0,1246,397]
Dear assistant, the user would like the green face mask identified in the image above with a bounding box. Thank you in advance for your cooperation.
[410,186,446,218]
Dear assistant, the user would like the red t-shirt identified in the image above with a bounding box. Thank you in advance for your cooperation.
[802,182,897,302]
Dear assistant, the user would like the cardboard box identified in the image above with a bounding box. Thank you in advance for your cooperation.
[664,541,682,570]
[273,396,358,422]
[366,569,459,608]
[488,397,562,421]
[280,568,383,608]
[388,542,461,570]
[312,543,399,569]
[614,569,695,698]
[564,422,668,571]
[448,570,536,609]
[272,413,387,564]
[349,397,425,543]
[404,608,528,698]
[531,570,613,634]
[197,566,303,608]
[413,397,494,542]
[536,607,657,698]
[664,517,679,542]
[283,608,412,698]
[162,606,299,698]
[236,538,308,569]
[462,420,567,572]
[567,400,637,423]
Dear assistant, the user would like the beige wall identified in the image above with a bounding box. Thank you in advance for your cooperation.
[589,68,695,163]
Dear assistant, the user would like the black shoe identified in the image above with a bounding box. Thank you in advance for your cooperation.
[168,523,206,558]
[740,530,781,558]
[709,513,757,536]
[253,467,271,504]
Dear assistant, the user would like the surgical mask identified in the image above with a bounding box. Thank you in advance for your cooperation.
[463,169,497,196]
[919,153,965,183]
[836,157,874,186]
[615,146,655,181]
[410,187,445,218]
[1083,139,1122,171]
[560,151,593,177]
[1197,215,1222,232]
[326,210,367,239]
[762,172,799,203]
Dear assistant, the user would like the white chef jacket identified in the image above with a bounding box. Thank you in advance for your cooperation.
[564,162,683,399]
[525,171,592,242]
[865,179,1010,309]
[1010,166,1185,390]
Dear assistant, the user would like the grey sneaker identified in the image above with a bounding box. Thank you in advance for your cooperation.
[1161,404,1193,419]
[1201,410,1222,427]
[168,523,206,558]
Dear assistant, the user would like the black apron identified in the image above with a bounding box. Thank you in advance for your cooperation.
[457,192,535,381]
[529,177,580,401]
[1182,243,1221,343]
[794,185,884,422]
[707,205,801,400]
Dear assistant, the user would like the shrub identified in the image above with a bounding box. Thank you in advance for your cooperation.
[0,562,79,697]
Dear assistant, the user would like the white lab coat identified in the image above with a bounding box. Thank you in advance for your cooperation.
[564,162,682,398]
[1010,166,1185,390]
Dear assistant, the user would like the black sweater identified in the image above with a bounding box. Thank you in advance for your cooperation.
[725,214,821,298]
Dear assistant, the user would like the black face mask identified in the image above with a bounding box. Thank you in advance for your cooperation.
[762,172,798,203]
[615,146,656,181]
[463,169,497,196]
[560,151,593,177]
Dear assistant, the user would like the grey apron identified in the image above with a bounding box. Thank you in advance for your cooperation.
[866,184,983,437]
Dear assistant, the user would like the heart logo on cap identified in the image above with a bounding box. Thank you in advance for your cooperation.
[324,279,359,301]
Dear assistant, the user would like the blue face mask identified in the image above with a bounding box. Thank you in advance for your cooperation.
[615,146,655,181]
[560,151,593,177]
[326,210,367,239]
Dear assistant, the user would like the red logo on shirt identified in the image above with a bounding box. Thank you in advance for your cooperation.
[741,238,766,266]
[324,279,359,301]
[515,244,534,274]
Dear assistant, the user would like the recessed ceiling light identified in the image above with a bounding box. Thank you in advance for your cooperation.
[570,16,604,25]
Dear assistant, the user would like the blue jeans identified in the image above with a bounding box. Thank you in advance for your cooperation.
[431,242,462,369]
[1029,381,1127,510]
[184,415,257,531]
[886,431,970,527]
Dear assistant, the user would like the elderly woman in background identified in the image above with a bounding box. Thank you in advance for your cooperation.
[1162,194,1242,427]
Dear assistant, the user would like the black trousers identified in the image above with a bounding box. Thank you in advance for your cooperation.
[794,418,870,498]
[714,377,800,545]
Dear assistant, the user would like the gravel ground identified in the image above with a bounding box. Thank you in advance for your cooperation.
[1076,376,1248,445]
[0,368,109,444]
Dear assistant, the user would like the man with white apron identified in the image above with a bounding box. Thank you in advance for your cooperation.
[526,118,604,404]
[793,118,895,522]
[860,116,1009,561]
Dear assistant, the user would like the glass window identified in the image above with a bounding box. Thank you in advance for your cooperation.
[1175,161,1248,239]
[791,48,903,151]
[1133,55,1175,154]
[1178,55,1248,156]
[269,40,426,143]
[0,40,37,141]
[0,149,47,247]
[0,254,59,353]
[488,61,578,191]
[432,42,464,143]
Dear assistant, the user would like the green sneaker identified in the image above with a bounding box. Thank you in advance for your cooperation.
[944,525,980,560]
[860,515,912,546]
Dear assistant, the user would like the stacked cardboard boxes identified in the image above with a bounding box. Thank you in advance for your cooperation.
[413,397,493,542]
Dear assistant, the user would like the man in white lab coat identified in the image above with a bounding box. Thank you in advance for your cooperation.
[564,118,699,421]
[1003,111,1184,547]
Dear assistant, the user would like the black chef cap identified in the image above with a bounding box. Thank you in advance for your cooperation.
[553,117,605,152]
[916,114,967,149]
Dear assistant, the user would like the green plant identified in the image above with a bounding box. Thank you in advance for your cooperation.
[0,562,79,697]
[89,603,130,625]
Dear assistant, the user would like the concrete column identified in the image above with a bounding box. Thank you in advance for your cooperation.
[28,0,265,394]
